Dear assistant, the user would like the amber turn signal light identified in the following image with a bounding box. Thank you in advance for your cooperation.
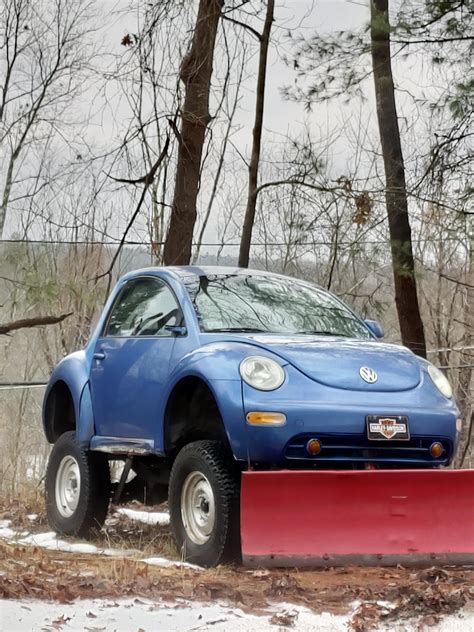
[246,412,286,426]
[430,442,444,458]
[306,438,322,456]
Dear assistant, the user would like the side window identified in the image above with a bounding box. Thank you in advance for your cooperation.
[105,278,182,337]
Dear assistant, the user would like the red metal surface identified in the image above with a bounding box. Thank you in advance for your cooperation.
[240,469,474,566]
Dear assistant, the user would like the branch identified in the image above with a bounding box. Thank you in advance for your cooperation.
[167,117,182,146]
[438,272,474,289]
[95,135,170,283]
[255,178,340,196]
[221,15,262,41]
[106,135,170,185]
[0,313,73,335]
[393,36,473,45]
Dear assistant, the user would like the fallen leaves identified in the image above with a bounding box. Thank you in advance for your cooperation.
[51,614,71,629]
[349,602,392,632]
[348,570,471,632]
[270,609,299,627]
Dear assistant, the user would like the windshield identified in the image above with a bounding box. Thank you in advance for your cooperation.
[184,274,372,339]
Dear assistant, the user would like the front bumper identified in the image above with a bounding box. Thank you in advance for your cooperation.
[283,433,454,467]
[242,365,459,467]
[241,469,474,566]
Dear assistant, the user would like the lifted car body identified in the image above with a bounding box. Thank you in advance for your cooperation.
[43,265,460,467]
[42,266,472,567]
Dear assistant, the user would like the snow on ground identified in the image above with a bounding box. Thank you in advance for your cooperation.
[116,507,170,526]
[1,597,350,631]
[2,597,474,632]
[0,511,199,569]
[141,555,201,569]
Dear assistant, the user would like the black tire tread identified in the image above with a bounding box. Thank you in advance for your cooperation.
[46,431,110,538]
[169,440,240,566]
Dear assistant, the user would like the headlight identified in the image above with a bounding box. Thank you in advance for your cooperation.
[240,356,285,391]
[428,364,452,398]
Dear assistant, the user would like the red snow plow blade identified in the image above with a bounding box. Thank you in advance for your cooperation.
[241,469,474,567]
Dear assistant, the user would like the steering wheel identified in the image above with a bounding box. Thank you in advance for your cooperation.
[155,308,180,333]
[133,309,179,336]
[131,312,163,336]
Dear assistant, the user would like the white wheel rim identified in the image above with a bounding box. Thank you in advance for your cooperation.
[55,455,81,518]
[180,471,216,545]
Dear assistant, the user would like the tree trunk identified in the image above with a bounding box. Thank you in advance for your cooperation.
[370,0,427,357]
[163,0,223,265]
[238,0,275,268]
[457,236,473,467]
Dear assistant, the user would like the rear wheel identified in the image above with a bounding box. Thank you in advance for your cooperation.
[169,440,240,567]
[46,431,110,537]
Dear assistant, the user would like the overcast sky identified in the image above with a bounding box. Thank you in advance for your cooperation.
[92,0,427,179]
[3,0,433,245]
[92,0,374,162]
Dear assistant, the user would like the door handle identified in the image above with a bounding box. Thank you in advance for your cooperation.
[93,351,106,361]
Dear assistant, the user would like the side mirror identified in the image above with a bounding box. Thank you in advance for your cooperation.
[165,325,187,336]
[364,319,384,339]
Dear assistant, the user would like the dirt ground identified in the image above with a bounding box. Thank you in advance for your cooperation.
[1,498,473,631]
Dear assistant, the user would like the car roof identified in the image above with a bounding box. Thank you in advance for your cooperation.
[122,265,289,281]
[119,265,324,293]
[167,265,280,279]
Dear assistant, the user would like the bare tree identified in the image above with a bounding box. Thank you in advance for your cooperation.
[192,32,247,264]
[238,0,275,268]
[0,0,97,237]
[106,2,188,264]
[370,0,427,357]
[163,0,224,265]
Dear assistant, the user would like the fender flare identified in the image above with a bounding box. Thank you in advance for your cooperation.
[157,344,262,460]
[42,351,94,446]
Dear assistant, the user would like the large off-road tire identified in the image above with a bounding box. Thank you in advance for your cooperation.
[45,431,110,537]
[169,440,240,567]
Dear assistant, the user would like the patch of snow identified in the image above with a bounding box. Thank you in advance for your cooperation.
[27,513,38,521]
[141,556,200,570]
[0,526,199,570]
[0,526,17,539]
[19,532,102,555]
[0,519,12,528]
[1,597,351,632]
[3,596,474,631]
[432,608,474,632]
[116,507,170,526]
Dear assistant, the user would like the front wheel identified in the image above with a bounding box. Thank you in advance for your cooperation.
[45,431,110,537]
[168,440,240,567]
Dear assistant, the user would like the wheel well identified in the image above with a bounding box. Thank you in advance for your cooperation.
[164,377,228,455]
[44,380,76,443]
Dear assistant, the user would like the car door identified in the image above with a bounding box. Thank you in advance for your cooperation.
[89,276,183,442]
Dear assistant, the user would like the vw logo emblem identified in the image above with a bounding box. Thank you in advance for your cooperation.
[360,366,378,383]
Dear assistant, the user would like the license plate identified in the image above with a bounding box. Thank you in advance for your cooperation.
[366,415,410,441]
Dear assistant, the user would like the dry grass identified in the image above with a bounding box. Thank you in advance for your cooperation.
[0,495,176,560]
[0,486,47,529]
[95,504,176,560]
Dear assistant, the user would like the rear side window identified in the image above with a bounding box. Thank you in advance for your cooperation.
[105,278,181,337]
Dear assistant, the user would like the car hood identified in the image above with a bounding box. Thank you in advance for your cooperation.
[242,335,422,392]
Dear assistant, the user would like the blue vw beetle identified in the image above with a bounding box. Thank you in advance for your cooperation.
[43,266,460,566]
